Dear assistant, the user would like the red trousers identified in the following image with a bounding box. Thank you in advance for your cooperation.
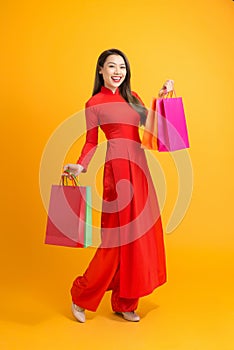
[71,247,139,312]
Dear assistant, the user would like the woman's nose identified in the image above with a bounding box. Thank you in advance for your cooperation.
[114,66,121,74]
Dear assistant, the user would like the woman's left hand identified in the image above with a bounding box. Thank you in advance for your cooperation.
[158,79,174,97]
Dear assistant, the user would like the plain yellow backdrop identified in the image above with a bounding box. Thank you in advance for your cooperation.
[1,0,234,349]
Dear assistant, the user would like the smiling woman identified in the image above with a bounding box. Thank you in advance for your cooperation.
[63,48,168,323]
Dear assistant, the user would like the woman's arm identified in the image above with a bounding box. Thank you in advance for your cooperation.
[76,102,99,172]
[63,101,99,177]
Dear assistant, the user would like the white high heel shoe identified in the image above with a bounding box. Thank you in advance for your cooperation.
[71,303,86,323]
[119,311,140,322]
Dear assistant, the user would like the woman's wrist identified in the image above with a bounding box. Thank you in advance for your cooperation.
[77,164,84,172]
[158,88,166,98]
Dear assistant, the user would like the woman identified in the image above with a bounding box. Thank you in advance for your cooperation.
[63,49,172,323]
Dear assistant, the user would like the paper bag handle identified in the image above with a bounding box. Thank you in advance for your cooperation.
[61,170,79,187]
[160,89,177,98]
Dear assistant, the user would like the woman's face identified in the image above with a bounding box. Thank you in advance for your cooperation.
[99,54,127,92]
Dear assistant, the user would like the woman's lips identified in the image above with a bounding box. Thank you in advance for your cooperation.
[111,76,122,82]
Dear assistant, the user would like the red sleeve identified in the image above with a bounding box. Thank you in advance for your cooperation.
[76,101,99,172]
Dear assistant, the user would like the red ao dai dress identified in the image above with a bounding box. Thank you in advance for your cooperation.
[71,86,166,312]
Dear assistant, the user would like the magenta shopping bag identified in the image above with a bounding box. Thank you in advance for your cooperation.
[45,180,92,248]
[157,96,190,152]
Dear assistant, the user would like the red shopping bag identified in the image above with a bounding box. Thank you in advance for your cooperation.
[45,176,92,248]
[157,93,190,152]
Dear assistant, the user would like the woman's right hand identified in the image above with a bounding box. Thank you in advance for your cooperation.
[62,164,84,178]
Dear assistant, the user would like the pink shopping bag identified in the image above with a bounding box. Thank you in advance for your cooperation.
[45,178,92,248]
[157,96,190,152]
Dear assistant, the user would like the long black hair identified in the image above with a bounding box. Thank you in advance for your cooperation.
[92,48,147,126]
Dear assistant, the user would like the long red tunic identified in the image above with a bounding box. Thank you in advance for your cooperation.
[77,86,166,298]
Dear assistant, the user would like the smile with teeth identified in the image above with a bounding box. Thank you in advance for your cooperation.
[111,76,122,82]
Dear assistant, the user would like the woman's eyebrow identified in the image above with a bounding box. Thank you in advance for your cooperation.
[107,62,126,65]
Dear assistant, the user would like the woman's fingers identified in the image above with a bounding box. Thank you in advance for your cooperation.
[158,87,167,97]
[158,80,174,97]
[62,172,73,180]
[164,79,174,92]
[62,164,83,178]
[63,164,72,172]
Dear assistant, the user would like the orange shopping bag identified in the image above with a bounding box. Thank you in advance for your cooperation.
[141,97,158,150]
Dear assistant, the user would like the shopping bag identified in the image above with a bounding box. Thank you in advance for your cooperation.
[157,93,190,152]
[141,97,158,150]
[45,176,92,248]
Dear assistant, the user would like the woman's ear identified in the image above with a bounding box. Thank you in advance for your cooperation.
[98,66,103,74]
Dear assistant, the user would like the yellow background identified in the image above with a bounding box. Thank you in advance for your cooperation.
[1,0,234,349]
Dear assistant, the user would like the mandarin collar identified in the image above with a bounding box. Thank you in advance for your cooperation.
[101,86,120,95]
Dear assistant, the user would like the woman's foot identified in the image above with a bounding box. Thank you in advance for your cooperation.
[117,311,140,322]
[71,303,86,323]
